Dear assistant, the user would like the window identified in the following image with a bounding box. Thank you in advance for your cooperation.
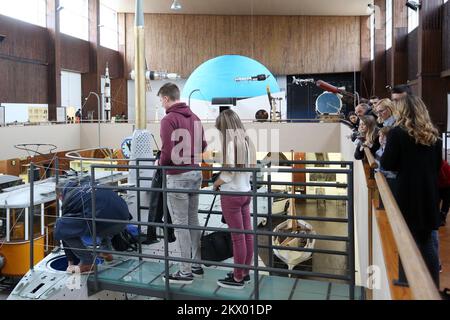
[385,0,393,50]
[0,0,46,27]
[1,103,48,124]
[100,1,119,50]
[60,0,89,41]
[408,7,419,33]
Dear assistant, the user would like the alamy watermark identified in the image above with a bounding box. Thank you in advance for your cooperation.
[167,123,282,173]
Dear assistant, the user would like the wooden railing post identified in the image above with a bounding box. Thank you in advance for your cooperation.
[363,147,379,300]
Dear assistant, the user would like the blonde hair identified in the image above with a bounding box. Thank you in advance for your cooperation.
[394,96,439,146]
[376,98,395,124]
[215,109,256,167]
[360,115,378,146]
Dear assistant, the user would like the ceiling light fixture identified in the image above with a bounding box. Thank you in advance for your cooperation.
[171,0,182,11]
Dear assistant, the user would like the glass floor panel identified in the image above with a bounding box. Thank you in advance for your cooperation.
[255,275,296,300]
[96,259,142,282]
[89,259,364,300]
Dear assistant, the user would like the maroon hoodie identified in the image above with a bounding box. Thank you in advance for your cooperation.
[160,102,207,175]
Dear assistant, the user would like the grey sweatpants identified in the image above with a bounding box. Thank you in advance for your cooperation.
[167,171,203,274]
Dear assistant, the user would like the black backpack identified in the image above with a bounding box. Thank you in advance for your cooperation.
[111,228,138,252]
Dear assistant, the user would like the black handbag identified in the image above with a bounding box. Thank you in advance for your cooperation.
[200,195,233,264]
[111,228,138,252]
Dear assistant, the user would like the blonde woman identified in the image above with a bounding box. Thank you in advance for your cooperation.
[381,95,441,286]
[375,98,396,127]
[354,115,380,160]
[213,109,256,289]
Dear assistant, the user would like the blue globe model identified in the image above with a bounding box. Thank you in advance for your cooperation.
[181,55,280,102]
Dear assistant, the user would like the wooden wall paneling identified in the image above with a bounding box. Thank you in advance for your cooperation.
[406,79,420,96]
[82,1,126,120]
[419,2,444,76]
[81,0,101,120]
[81,72,98,120]
[110,78,128,118]
[98,46,123,79]
[0,159,22,176]
[0,60,48,104]
[391,0,408,86]
[118,13,129,78]
[0,15,49,104]
[442,1,450,74]
[125,13,134,79]
[418,0,447,132]
[386,48,392,89]
[46,0,61,121]
[373,0,387,97]
[124,14,361,78]
[98,46,126,118]
[0,15,49,62]
[115,13,128,118]
[408,29,419,81]
[60,35,90,73]
[360,16,372,98]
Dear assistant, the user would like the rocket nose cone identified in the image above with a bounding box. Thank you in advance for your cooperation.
[135,0,144,26]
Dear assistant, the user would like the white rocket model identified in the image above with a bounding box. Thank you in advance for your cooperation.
[104,62,111,121]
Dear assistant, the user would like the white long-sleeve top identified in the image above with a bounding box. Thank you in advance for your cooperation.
[219,139,252,192]
[220,171,252,192]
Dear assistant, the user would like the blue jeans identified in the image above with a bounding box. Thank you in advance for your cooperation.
[63,224,125,265]
[432,230,441,266]
[166,171,202,274]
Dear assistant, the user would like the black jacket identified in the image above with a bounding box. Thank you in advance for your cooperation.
[381,127,442,237]
[145,154,176,243]
[354,137,380,161]
[55,181,130,240]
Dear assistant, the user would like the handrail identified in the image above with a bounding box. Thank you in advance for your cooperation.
[1,118,350,128]
[81,159,357,299]
[364,147,378,169]
[374,172,441,300]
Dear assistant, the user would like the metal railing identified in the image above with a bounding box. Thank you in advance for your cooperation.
[101,160,354,299]
[27,159,356,300]
[1,118,352,128]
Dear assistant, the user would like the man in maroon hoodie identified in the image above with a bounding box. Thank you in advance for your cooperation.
[157,83,207,284]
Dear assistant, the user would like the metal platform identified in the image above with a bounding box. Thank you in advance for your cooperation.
[87,259,364,300]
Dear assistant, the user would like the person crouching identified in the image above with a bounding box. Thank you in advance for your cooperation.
[55,181,131,274]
